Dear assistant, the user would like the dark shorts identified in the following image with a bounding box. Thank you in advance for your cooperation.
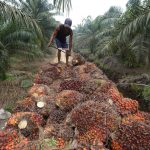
[55,38,68,49]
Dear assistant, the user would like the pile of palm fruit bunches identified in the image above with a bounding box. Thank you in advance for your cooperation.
[0,54,150,150]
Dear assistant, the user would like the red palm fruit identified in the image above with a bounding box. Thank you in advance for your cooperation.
[111,119,150,150]
[28,84,51,97]
[56,90,84,112]
[6,112,45,140]
[66,101,120,142]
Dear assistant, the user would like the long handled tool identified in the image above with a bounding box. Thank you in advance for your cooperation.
[50,45,71,56]
[50,45,66,53]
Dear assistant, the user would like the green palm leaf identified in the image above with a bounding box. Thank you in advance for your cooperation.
[117,12,150,43]
[53,0,72,12]
[0,1,42,36]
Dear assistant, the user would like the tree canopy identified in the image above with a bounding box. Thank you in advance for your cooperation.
[74,0,150,68]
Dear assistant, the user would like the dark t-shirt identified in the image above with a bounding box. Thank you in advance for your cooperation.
[55,24,72,43]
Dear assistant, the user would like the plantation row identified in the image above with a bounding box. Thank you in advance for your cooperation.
[0,56,150,150]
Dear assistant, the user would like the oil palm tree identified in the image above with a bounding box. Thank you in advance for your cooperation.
[0,1,42,34]
[18,0,56,36]
[73,16,99,54]
[0,1,43,79]
[0,17,43,79]
[74,7,122,56]
[5,0,57,47]
[97,0,150,67]
[112,0,150,67]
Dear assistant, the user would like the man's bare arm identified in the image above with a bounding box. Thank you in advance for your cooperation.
[48,26,60,47]
[69,31,73,51]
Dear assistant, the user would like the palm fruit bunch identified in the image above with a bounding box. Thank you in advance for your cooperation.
[53,62,74,79]
[108,86,138,116]
[72,63,87,75]
[76,128,106,150]
[43,125,74,150]
[56,138,66,149]
[33,95,56,117]
[102,80,116,90]
[140,111,150,125]
[120,98,138,116]
[44,124,74,149]
[44,123,74,141]
[46,108,67,125]
[49,79,62,93]
[28,84,51,97]
[72,53,85,66]
[57,124,74,141]
[6,112,45,140]
[55,90,84,112]
[60,79,98,96]
[0,129,32,150]
[80,80,98,95]
[39,63,61,80]
[13,96,56,118]
[122,111,150,126]
[72,63,95,81]
[95,80,114,94]
[122,112,145,124]
[77,73,92,81]
[89,80,113,102]
[59,80,84,92]
[111,119,150,150]
[73,62,97,75]
[90,69,107,80]
[88,92,110,103]
[66,101,120,144]
[59,66,73,79]
[34,73,53,85]
[84,62,99,74]
[13,97,36,113]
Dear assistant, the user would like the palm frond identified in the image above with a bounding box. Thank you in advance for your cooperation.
[117,12,150,43]
[96,28,114,39]
[100,38,118,56]
[101,18,119,27]
[4,31,34,45]
[53,0,72,13]
[0,1,42,37]
[129,33,150,64]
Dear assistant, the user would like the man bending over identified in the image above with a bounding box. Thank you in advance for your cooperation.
[48,18,73,66]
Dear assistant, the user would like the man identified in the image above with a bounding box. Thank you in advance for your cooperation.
[48,18,73,66]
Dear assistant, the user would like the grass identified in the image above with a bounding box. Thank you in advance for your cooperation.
[5,73,16,81]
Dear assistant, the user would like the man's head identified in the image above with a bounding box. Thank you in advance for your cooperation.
[64,18,72,27]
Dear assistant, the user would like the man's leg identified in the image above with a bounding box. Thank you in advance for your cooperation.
[57,49,61,63]
[66,51,69,66]
[55,39,62,63]
[63,42,70,66]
